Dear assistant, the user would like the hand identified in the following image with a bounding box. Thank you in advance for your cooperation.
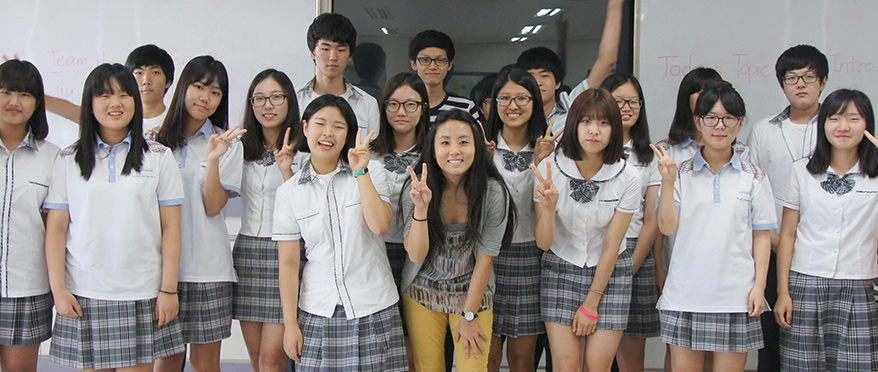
[453,317,488,359]
[274,127,299,179]
[408,163,432,210]
[865,131,878,149]
[54,290,83,319]
[283,325,304,362]
[532,162,559,210]
[1,53,18,61]
[535,125,564,165]
[156,291,179,327]
[774,293,793,329]
[347,129,374,172]
[477,120,497,157]
[207,125,247,161]
[748,286,765,317]
[650,143,677,183]
[572,305,598,337]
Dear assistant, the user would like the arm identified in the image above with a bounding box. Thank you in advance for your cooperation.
[278,240,303,362]
[46,209,81,318]
[774,207,798,329]
[585,0,625,89]
[45,96,81,124]
[632,185,659,273]
[655,177,679,236]
[403,164,432,263]
[454,252,495,359]
[749,229,771,316]
[652,231,667,294]
[204,127,246,216]
[156,205,181,327]
[532,163,559,251]
[356,171,393,235]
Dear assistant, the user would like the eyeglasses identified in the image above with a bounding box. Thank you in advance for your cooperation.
[700,115,741,128]
[249,94,286,106]
[416,57,450,66]
[496,96,532,107]
[782,74,819,85]
[615,98,642,109]
[385,100,425,113]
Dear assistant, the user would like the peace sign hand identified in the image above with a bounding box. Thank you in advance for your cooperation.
[532,162,559,210]
[347,129,375,172]
[274,127,300,179]
[208,125,247,161]
[408,163,432,209]
[535,124,564,165]
[650,143,677,183]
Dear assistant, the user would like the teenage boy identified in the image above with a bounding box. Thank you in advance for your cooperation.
[745,44,829,372]
[516,0,624,135]
[298,13,380,136]
[46,44,174,130]
[409,30,480,124]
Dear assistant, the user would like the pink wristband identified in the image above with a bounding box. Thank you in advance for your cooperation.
[579,305,599,319]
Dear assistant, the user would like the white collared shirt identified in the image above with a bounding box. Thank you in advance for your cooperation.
[657,150,776,312]
[775,160,878,280]
[297,78,380,138]
[272,160,398,320]
[546,78,591,136]
[371,147,419,244]
[239,150,308,237]
[535,153,642,268]
[493,134,536,243]
[0,133,59,297]
[44,136,184,301]
[623,140,661,239]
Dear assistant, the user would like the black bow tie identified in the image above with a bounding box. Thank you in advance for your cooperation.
[499,149,533,172]
[821,173,856,195]
[383,153,418,173]
[569,178,600,203]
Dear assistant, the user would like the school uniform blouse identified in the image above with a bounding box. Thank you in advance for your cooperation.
[656,150,776,313]
[238,149,308,238]
[43,135,184,301]
[272,159,398,320]
[493,135,536,243]
[297,78,380,137]
[546,78,590,135]
[775,160,878,280]
[371,147,419,244]
[0,132,59,297]
[535,152,642,268]
[622,140,661,239]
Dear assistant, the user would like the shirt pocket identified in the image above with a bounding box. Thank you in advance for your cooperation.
[343,201,365,231]
[592,199,618,227]
[295,208,322,241]
[735,191,751,219]
[126,170,159,198]
[25,180,50,207]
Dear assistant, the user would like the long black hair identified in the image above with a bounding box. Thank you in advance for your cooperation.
[402,109,516,252]
[370,72,429,155]
[157,56,229,150]
[0,60,49,140]
[75,63,146,180]
[668,67,722,144]
[241,69,301,162]
[601,72,652,164]
[299,94,359,166]
[807,89,878,178]
[484,68,547,148]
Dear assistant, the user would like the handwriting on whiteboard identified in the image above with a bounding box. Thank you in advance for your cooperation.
[656,53,878,85]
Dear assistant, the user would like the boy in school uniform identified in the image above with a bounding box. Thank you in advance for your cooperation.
[744,44,828,372]
[297,13,380,136]
[408,30,480,124]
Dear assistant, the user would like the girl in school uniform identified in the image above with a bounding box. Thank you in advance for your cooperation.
[401,109,516,372]
[600,73,661,372]
[234,69,304,372]
[774,89,878,371]
[274,94,407,371]
[152,55,246,372]
[653,83,774,372]
[532,88,641,372]
[0,59,59,372]
[44,63,185,371]
[482,68,558,372]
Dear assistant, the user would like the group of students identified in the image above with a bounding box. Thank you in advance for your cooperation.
[1,2,877,372]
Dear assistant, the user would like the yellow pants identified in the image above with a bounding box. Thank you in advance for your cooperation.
[403,294,493,372]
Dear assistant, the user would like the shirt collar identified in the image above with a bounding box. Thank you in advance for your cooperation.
[679,137,697,149]
[827,161,861,176]
[554,151,626,182]
[496,132,534,153]
[297,158,353,185]
[95,131,133,152]
[550,101,567,118]
[193,119,214,139]
[300,77,361,101]
[0,130,40,152]
[691,146,743,172]
[769,106,819,126]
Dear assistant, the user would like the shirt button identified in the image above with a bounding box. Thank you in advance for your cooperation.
[834,229,840,233]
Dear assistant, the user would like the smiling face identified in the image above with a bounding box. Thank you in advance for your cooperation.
[252,77,289,130]
[782,67,826,112]
[411,47,452,87]
[132,64,170,106]
[183,78,223,123]
[434,119,475,181]
[385,84,423,136]
[310,39,351,80]
[611,82,641,131]
[576,115,612,157]
[92,78,136,134]
[303,105,348,164]
[497,81,533,131]
[0,88,36,128]
[825,102,866,152]
[696,101,742,151]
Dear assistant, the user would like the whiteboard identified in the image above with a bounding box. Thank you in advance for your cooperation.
[638,0,878,141]
[0,0,317,148]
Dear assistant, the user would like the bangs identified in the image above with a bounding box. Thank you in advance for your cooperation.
[0,66,43,97]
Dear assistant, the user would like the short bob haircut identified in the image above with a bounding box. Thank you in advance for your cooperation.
[484,68,547,148]
[600,72,653,164]
[124,44,175,92]
[668,67,722,144]
[240,69,301,162]
[307,13,357,55]
[516,47,565,86]
[775,45,828,87]
[807,89,878,178]
[408,30,455,62]
[0,60,49,140]
[693,81,746,119]
[298,94,359,166]
[370,72,429,155]
[158,55,229,150]
[558,88,624,164]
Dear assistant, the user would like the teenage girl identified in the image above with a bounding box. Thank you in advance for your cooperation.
[774,89,878,371]
[653,83,774,372]
[401,109,516,372]
[0,59,58,372]
[152,55,246,372]
[45,63,185,371]
[600,73,660,372]
[482,68,558,372]
[274,94,407,371]
[234,69,304,372]
[532,88,641,372]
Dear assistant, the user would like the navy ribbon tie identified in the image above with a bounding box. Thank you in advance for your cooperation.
[383,153,418,173]
[500,150,533,172]
[255,148,276,166]
[820,173,856,195]
[569,179,600,203]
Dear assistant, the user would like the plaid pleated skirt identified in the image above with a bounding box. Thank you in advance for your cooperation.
[660,310,763,353]
[541,248,633,330]
[493,240,545,337]
[297,304,408,372]
[0,293,52,346]
[779,271,878,371]
[232,234,283,323]
[49,296,184,369]
[178,281,233,344]
[623,238,660,339]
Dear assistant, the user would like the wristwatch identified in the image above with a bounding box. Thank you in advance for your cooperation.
[461,311,478,322]
[352,167,369,178]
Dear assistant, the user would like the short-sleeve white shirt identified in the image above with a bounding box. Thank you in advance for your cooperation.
[297,78,380,138]
[238,150,308,238]
[272,160,398,320]
[546,78,591,136]
[371,147,419,244]
[775,160,878,279]
[623,140,661,239]
[44,136,184,301]
[493,135,536,243]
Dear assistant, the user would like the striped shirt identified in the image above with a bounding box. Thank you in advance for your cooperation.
[428,92,480,125]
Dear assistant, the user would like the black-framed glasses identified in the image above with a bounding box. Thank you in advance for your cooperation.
[385,100,425,113]
[496,96,532,107]
[416,57,450,66]
[700,115,741,128]
[782,74,819,85]
[249,94,286,106]
[615,98,642,109]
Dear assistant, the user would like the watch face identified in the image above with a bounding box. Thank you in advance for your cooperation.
[463,311,475,321]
